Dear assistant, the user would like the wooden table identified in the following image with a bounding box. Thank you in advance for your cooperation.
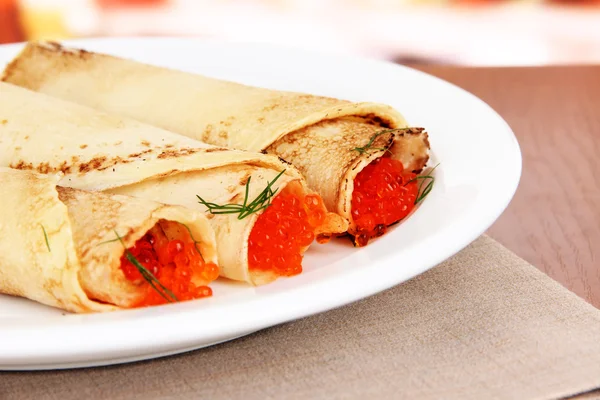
[412,65,600,309]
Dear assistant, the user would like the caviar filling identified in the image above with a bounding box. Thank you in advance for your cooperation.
[351,157,418,246]
[119,222,219,307]
[248,182,327,278]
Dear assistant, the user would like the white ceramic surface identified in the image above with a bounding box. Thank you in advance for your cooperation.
[0,38,521,370]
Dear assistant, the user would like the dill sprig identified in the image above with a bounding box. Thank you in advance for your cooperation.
[180,223,205,261]
[40,225,51,252]
[197,169,286,220]
[113,230,178,303]
[352,128,408,155]
[406,163,440,205]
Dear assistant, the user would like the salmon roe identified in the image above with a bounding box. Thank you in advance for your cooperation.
[248,184,326,277]
[351,157,418,246]
[119,231,219,307]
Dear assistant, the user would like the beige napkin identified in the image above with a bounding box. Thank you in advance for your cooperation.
[2,235,600,400]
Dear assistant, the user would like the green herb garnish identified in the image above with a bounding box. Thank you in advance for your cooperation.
[197,169,285,220]
[113,230,178,303]
[180,223,205,261]
[406,163,439,205]
[40,225,51,252]
[352,128,408,155]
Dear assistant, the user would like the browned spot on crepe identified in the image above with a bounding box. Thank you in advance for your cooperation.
[202,124,214,142]
[37,162,53,174]
[229,193,243,203]
[42,41,92,60]
[96,149,154,171]
[58,161,72,174]
[115,149,153,160]
[43,278,63,297]
[9,160,33,171]
[79,156,107,172]
[157,148,200,159]
[262,103,279,112]
[96,156,133,171]
[153,169,181,179]
[10,149,164,175]
[80,144,88,149]
[360,113,391,127]
[239,172,252,186]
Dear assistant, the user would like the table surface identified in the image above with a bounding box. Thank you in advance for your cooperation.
[413,64,600,309]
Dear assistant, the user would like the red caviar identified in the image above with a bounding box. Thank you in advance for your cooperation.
[119,231,219,307]
[248,184,326,277]
[351,157,418,246]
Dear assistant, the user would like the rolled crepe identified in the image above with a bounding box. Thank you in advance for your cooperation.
[0,82,346,285]
[0,168,218,313]
[1,41,431,244]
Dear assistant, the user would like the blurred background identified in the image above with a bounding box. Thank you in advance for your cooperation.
[1,0,599,66]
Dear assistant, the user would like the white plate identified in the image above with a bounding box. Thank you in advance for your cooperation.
[0,38,521,370]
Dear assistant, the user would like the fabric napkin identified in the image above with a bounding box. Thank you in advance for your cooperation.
[2,235,600,400]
